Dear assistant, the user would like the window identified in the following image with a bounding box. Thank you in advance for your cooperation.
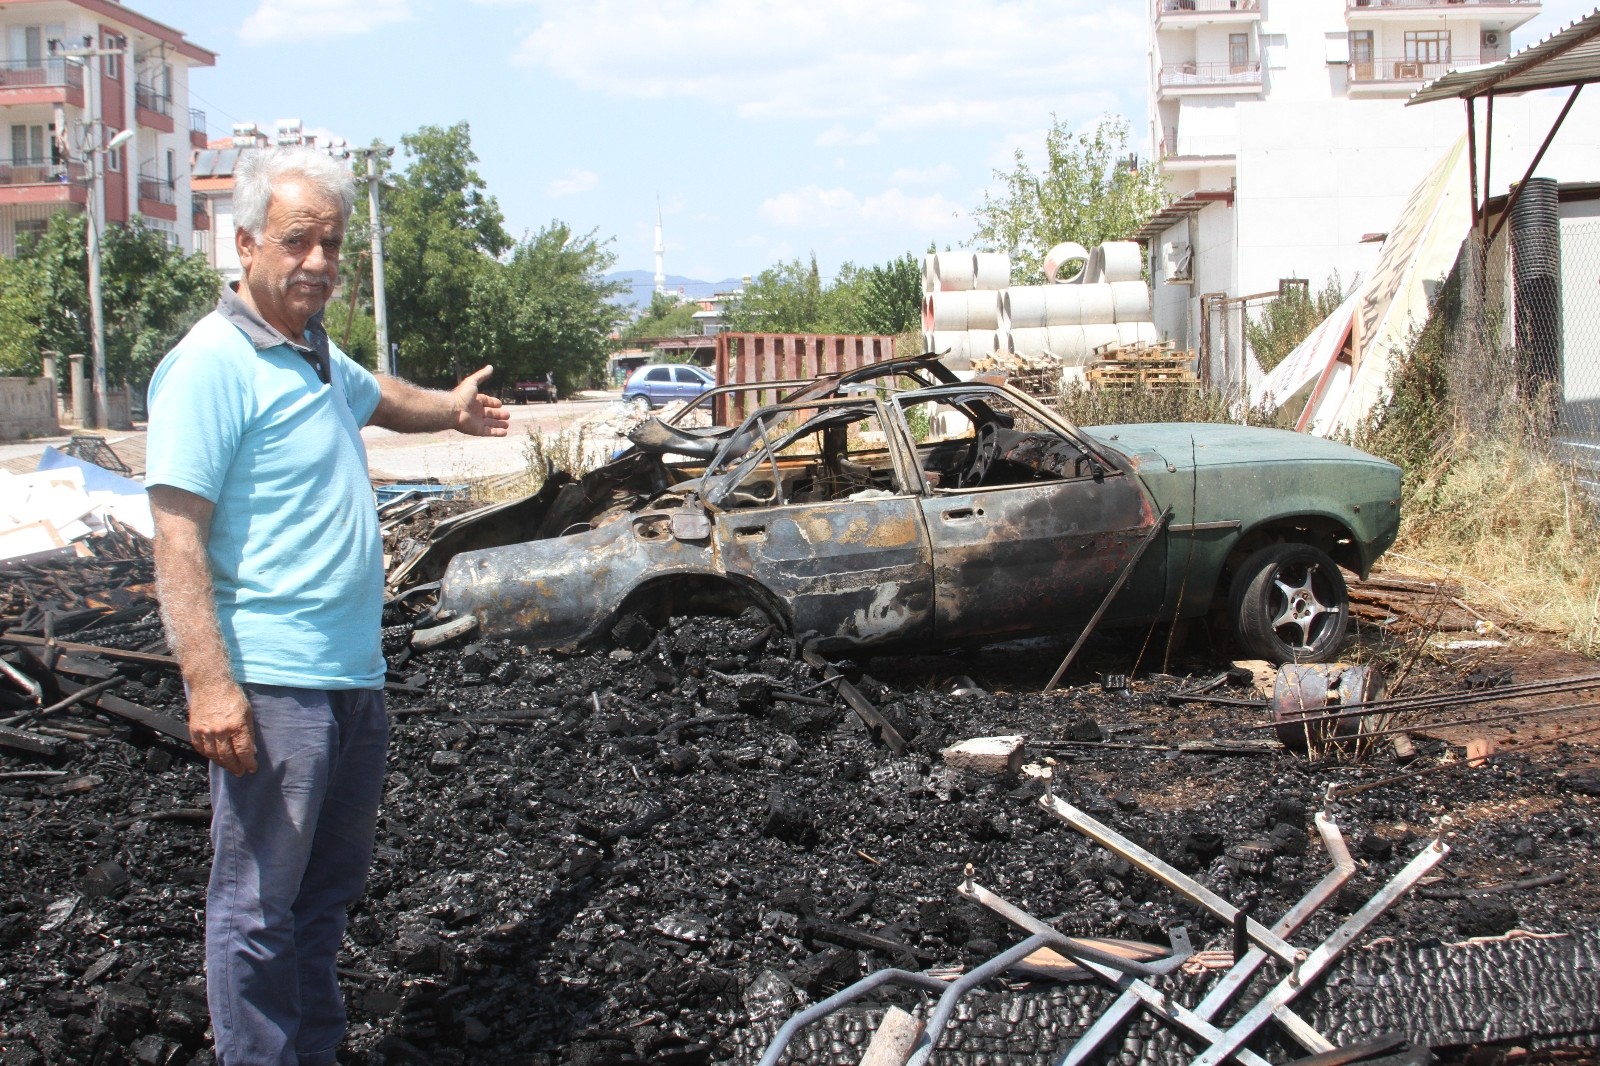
[1405,30,1449,65]
[14,218,49,249]
[165,148,175,184]
[675,367,706,384]
[646,368,672,383]
[10,124,46,165]
[1229,33,1250,71]
[1348,30,1373,63]
[102,36,120,78]
[107,145,121,172]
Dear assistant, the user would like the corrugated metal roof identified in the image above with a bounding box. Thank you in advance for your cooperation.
[1130,190,1235,244]
[1409,8,1600,104]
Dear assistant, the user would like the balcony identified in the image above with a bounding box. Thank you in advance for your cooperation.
[1346,0,1542,35]
[1156,0,1261,29]
[0,158,88,208]
[1348,53,1467,88]
[1158,60,1263,95]
[1347,0,1538,10]
[137,175,178,221]
[135,84,175,133]
[0,58,84,107]
[189,108,209,149]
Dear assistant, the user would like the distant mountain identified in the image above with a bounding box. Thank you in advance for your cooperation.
[605,270,745,313]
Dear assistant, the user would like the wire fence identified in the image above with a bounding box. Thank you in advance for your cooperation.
[1433,208,1600,496]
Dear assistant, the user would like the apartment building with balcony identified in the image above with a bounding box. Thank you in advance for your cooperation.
[1142,0,1599,360]
[1,0,214,258]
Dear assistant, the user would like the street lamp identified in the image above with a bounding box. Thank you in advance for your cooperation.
[87,126,135,430]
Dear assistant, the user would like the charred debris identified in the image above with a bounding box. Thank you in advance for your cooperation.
[2,513,1599,1066]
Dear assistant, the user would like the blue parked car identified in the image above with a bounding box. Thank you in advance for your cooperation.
[623,363,715,409]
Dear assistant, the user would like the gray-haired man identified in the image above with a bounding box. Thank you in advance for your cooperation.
[146,146,509,1063]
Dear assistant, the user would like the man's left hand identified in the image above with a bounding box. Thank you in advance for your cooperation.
[453,365,511,437]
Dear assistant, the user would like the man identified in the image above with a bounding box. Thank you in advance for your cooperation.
[145,145,509,1065]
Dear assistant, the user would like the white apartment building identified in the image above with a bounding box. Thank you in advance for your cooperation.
[1,0,214,258]
[1143,0,1599,362]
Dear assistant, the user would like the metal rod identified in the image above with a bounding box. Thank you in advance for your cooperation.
[1040,795,1301,964]
[756,967,951,1066]
[1328,718,1600,799]
[1190,839,1448,1066]
[1053,813,1353,1066]
[1243,673,1600,730]
[1485,84,1583,250]
[1045,506,1173,693]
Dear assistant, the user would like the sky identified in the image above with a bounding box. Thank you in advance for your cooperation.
[135,0,1597,290]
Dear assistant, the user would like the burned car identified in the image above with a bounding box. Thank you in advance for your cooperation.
[398,356,1400,664]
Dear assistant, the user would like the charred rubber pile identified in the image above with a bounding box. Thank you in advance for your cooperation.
[3,567,1600,1064]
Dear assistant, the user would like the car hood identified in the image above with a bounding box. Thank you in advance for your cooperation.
[1083,422,1397,474]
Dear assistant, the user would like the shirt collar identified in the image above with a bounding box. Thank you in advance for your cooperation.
[217,282,332,384]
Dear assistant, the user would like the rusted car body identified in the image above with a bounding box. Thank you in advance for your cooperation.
[402,356,1401,663]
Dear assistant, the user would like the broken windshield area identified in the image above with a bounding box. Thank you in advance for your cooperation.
[897,386,1102,492]
[703,399,910,510]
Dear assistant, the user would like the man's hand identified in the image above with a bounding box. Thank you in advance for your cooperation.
[453,365,510,437]
[188,679,257,776]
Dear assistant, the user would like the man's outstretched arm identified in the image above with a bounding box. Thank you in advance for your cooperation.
[149,485,257,776]
[371,364,511,436]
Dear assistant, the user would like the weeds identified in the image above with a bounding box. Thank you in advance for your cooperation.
[1050,381,1275,427]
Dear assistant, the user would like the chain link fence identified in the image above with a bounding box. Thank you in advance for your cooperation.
[1431,193,1600,496]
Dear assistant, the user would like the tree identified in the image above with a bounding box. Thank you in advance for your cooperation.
[850,253,922,335]
[383,123,510,384]
[724,252,922,337]
[497,222,626,391]
[0,212,218,382]
[1244,274,1347,373]
[970,115,1167,284]
[725,254,829,333]
[623,290,700,341]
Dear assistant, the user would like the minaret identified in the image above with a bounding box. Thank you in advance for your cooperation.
[653,198,665,296]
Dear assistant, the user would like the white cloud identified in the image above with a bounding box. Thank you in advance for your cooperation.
[508,0,1146,136]
[547,168,600,197]
[239,0,414,42]
[759,185,964,236]
[890,162,955,185]
[816,125,879,148]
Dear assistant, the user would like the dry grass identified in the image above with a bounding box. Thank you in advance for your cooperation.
[1389,433,1600,655]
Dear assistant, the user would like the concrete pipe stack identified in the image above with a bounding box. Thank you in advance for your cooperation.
[923,252,1011,370]
[924,241,1159,372]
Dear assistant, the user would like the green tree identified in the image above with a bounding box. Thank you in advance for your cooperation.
[496,222,626,392]
[971,114,1167,284]
[384,123,510,384]
[724,252,921,336]
[725,254,828,333]
[325,195,377,368]
[848,252,922,335]
[0,212,217,382]
[1244,274,1347,373]
[623,290,700,340]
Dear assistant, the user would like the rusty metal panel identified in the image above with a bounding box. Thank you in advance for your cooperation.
[921,476,1157,644]
[715,496,933,652]
[716,333,896,424]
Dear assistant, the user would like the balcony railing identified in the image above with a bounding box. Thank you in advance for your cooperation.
[0,158,86,185]
[189,107,206,134]
[1348,54,1469,82]
[138,176,175,206]
[1161,0,1260,12]
[135,83,172,116]
[1349,0,1536,9]
[1159,60,1262,87]
[0,58,83,91]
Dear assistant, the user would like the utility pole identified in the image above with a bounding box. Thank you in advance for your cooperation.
[350,145,394,375]
[55,36,131,429]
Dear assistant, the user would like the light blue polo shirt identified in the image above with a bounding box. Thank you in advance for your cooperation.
[146,290,385,689]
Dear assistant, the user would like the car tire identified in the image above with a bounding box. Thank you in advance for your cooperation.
[624,393,650,413]
[1228,543,1349,664]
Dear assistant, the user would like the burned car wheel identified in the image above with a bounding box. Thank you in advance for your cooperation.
[1228,543,1349,663]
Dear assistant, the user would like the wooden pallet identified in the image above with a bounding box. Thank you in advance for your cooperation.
[1084,350,1199,391]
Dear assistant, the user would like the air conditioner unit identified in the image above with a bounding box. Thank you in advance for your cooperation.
[1483,31,1501,50]
[1164,243,1193,283]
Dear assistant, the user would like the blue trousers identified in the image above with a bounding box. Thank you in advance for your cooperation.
[205,685,388,1066]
